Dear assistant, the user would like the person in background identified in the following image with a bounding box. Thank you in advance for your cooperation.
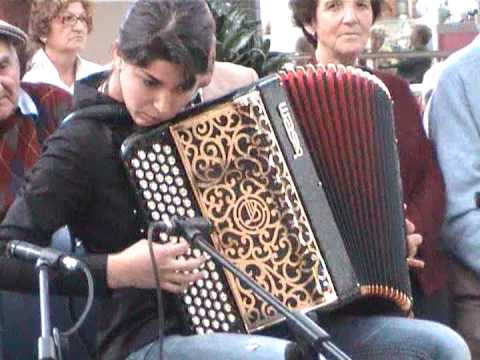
[189,39,259,104]
[369,26,386,53]
[201,61,258,101]
[395,23,433,84]
[294,34,316,66]
[420,60,446,135]
[0,19,72,223]
[0,18,74,359]
[428,34,480,359]
[23,0,104,94]
[287,0,467,358]
[196,47,259,103]
[363,26,387,68]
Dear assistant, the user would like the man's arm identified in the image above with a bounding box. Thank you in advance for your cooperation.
[202,62,259,102]
[429,62,480,276]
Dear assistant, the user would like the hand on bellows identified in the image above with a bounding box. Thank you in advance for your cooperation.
[405,218,425,269]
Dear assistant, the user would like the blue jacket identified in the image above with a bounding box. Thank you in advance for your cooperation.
[429,36,480,276]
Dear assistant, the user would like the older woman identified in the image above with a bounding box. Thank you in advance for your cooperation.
[23,0,104,93]
[286,0,470,359]
[290,0,445,306]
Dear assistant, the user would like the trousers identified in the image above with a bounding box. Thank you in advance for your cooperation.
[126,313,470,360]
[449,256,480,359]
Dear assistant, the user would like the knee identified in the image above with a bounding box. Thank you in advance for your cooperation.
[432,323,471,360]
[403,319,471,360]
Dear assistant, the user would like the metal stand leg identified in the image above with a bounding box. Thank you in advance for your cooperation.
[36,259,56,360]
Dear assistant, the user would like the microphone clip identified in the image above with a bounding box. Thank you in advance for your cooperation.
[7,240,80,271]
[149,216,212,243]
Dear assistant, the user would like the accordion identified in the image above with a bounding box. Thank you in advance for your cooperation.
[121,64,412,336]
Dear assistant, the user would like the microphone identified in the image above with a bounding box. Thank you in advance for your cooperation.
[6,240,80,271]
[150,216,212,240]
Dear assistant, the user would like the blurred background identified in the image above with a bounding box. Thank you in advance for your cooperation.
[2,0,479,83]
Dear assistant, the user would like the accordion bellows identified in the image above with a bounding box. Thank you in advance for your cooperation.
[279,64,411,310]
[121,64,412,336]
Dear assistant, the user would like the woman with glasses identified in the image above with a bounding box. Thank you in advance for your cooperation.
[23,0,104,94]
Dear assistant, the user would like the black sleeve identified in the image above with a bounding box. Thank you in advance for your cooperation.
[0,120,110,297]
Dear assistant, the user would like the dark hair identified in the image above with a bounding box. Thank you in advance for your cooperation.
[29,0,94,46]
[117,0,215,90]
[411,24,432,47]
[289,0,383,45]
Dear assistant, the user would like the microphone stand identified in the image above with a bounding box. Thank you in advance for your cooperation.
[6,241,94,360]
[36,259,57,360]
[163,221,351,360]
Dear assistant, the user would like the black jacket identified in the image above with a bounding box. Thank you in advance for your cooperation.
[0,72,181,359]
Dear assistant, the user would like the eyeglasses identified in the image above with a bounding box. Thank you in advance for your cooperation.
[58,13,90,27]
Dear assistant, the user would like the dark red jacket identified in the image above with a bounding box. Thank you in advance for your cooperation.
[374,70,447,295]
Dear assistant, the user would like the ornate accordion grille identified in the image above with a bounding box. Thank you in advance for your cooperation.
[123,89,338,334]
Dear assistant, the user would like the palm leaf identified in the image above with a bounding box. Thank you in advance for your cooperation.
[207,0,288,77]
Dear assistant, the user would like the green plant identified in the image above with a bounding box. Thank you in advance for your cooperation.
[207,0,290,77]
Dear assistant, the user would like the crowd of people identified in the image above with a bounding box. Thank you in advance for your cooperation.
[0,0,478,359]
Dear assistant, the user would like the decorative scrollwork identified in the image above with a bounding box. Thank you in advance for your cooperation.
[171,91,337,331]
